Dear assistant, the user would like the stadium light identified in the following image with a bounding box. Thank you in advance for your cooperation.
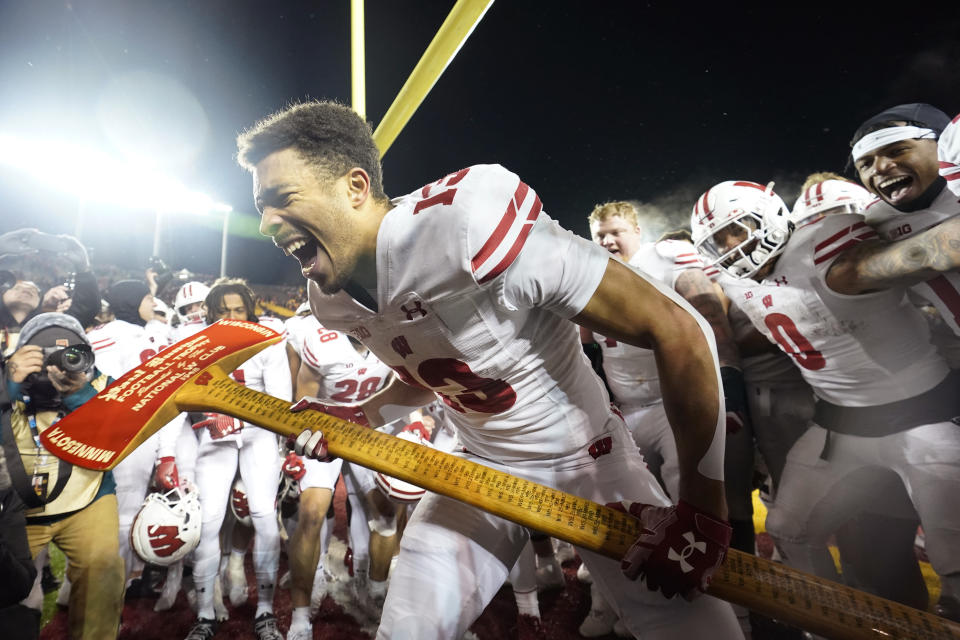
[0,131,232,263]
[0,132,232,216]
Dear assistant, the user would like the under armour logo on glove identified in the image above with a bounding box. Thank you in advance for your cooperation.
[607,499,731,600]
[667,532,707,573]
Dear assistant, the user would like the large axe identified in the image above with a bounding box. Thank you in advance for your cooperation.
[41,320,960,640]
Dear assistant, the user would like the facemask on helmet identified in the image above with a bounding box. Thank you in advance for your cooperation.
[690,181,791,279]
[174,282,210,325]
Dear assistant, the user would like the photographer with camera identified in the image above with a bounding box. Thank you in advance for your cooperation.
[2,313,124,639]
[0,229,101,354]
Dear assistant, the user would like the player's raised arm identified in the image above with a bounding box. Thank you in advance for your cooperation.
[826,215,960,294]
[574,257,727,518]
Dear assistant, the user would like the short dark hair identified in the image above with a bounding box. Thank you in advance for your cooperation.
[205,277,256,323]
[236,100,386,200]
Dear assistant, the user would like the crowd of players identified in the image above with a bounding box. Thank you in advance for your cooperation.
[1,100,960,640]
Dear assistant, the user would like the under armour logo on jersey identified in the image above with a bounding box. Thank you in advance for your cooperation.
[587,436,613,459]
[147,525,186,557]
[667,531,706,573]
[350,326,372,340]
[391,335,413,359]
[401,301,427,320]
[774,276,788,287]
[762,294,773,308]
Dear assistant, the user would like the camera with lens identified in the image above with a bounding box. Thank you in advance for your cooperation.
[148,255,175,294]
[43,344,95,373]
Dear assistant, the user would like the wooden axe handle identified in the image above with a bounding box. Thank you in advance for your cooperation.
[175,371,959,640]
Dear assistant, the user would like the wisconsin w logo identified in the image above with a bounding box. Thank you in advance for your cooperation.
[147,525,186,557]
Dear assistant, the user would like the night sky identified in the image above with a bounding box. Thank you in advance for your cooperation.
[1,1,957,286]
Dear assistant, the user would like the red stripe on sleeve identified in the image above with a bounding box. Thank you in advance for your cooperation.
[302,343,320,368]
[477,195,543,284]
[814,221,867,252]
[470,181,529,272]
[928,276,960,326]
[813,230,877,265]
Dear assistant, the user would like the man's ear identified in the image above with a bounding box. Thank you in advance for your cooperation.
[346,168,372,208]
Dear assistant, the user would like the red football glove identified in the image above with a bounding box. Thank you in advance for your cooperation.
[609,499,732,600]
[154,456,179,490]
[290,397,370,428]
[401,420,430,441]
[193,412,243,440]
[282,451,307,481]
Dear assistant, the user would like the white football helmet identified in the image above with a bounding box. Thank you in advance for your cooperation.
[791,179,873,227]
[173,281,210,325]
[131,485,201,566]
[230,477,253,526]
[375,430,435,503]
[690,180,791,279]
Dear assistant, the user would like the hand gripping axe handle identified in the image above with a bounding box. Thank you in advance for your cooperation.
[41,321,960,640]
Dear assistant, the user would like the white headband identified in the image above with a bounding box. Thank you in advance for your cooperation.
[851,126,937,161]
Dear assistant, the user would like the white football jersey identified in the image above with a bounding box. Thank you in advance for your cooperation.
[717,273,804,386]
[231,339,291,399]
[863,179,960,335]
[300,324,393,405]
[87,319,159,379]
[939,113,960,197]
[170,318,207,344]
[592,240,704,406]
[144,319,171,349]
[284,313,320,357]
[720,213,948,406]
[308,164,616,463]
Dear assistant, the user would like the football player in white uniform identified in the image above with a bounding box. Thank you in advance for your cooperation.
[184,279,290,640]
[238,100,743,640]
[690,178,960,617]
[939,112,960,197]
[88,279,181,595]
[581,202,749,636]
[285,322,396,639]
[850,104,960,337]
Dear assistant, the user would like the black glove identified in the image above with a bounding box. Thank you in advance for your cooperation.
[720,366,749,434]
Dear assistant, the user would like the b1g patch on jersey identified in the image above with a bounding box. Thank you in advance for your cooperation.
[349,325,371,340]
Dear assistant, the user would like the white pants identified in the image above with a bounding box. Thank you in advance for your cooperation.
[767,421,960,578]
[619,402,679,502]
[377,421,743,640]
[192,426,283,602]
